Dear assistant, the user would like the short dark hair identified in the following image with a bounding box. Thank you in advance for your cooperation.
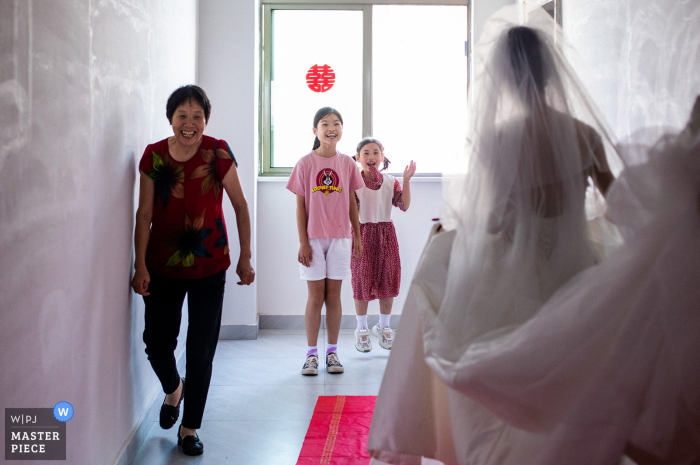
[166,85,211,123]
[312,107,343,150]
[507,26,549,93]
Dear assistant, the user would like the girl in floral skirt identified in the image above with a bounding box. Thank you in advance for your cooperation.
[351,138,416,352]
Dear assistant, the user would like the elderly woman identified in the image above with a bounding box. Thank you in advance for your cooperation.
[131,85,254,456]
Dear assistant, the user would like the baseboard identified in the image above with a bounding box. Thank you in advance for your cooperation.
[219,323,259,340]
[259,314,401,330]
[115,350,187,465]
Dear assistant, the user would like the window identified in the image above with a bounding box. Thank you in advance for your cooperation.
[524,0,562,25]
[261,2,469,176]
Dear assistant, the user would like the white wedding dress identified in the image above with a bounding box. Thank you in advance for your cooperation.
[367,6,648,465]
[422,128,700,465]
[368,5,700,460]
[384,127,699,465]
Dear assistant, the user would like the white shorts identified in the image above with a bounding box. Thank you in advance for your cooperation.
[299,238,352,281]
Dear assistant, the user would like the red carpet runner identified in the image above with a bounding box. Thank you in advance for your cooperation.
[297,396,377,465]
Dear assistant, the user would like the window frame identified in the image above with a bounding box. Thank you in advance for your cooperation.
[259,1,470,176]
[524,0,562,26]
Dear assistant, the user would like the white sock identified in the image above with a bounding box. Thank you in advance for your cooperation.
[326,344,338,355]
[306,346,318,357]
[379,313,391,329]
[356,315,368,330]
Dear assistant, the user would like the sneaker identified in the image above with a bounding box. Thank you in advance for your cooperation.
[326,352,344,373]
[302,353,319,376]
[372,324,394,350]
[354,328,372,353]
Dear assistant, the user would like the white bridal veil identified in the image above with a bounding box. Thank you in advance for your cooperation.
[369,6,625,465]
[425,5,623,386]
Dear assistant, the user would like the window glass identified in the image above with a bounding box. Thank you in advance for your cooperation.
[372,5,468,174]
[271,10,363,167]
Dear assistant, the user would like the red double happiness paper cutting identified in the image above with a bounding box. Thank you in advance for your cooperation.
[307,64,336,93]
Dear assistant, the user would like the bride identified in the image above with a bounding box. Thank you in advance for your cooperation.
[368,6,623,465]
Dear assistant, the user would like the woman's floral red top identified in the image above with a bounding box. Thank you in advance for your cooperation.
[139,136,237,279]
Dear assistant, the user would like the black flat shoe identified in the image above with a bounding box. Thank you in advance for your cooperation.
[177,425,204,456]
[159,377,185,429]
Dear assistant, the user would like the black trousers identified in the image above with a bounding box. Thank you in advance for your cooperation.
[143,270,226,429]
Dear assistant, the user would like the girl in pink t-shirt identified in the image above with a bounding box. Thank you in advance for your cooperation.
[351,138,416,353]
[286,107,365,376]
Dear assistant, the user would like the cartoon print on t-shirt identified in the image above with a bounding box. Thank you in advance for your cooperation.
[312,168,343,196]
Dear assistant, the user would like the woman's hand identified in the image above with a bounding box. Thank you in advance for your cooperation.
[352,237,363,259]
[131,267,151,296]
[222,163,255,282]
[403,160,416,181]
[298,242,313,267]
[236,258,255,285]
[133,172,154,297]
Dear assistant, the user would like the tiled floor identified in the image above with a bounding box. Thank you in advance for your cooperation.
[131,329,391,464]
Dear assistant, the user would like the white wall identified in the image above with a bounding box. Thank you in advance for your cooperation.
[198,0,259,326]
[0,0,197,463]
[563,0,700,139]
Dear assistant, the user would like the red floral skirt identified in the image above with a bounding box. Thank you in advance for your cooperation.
[351,221,401,301]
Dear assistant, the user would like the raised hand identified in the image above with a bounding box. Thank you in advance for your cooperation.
[404,160,417,181]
